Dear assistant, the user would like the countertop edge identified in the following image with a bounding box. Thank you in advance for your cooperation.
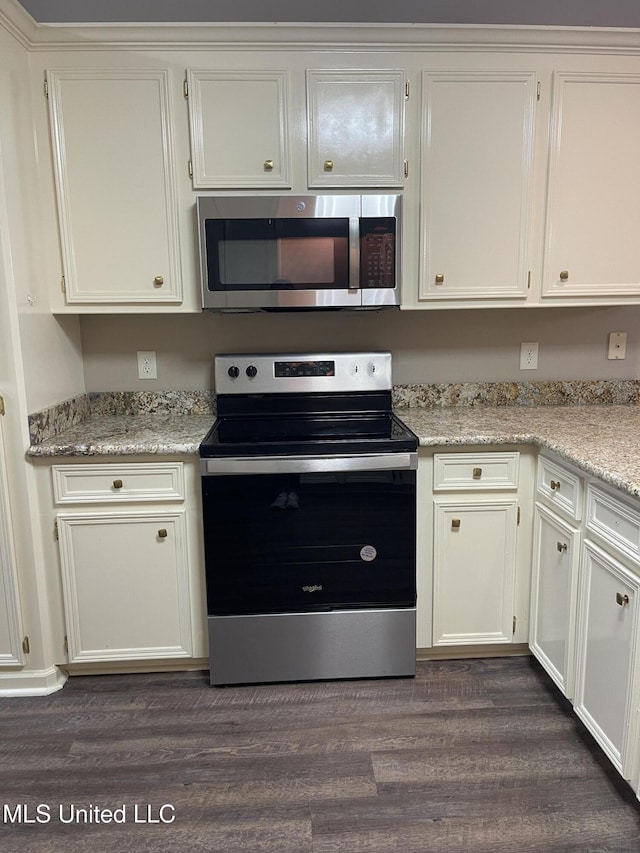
[26,407,640,500]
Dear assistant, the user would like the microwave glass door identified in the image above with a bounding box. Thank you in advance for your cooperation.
[205,218,350,292]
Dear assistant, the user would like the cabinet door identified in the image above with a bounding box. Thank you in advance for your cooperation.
[433,498,517,645]
[186,70,291,189]
[307,69,405,187]
[0,409,24,666]
[419,72,536,301]
[574,540,640,777]
[57,511,193,663]
[47,69,182,304]
[529,503,580,698]
[543,73,640,298]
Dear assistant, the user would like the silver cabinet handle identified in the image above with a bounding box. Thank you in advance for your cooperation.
[616,592,630,606]
[557,542,567,553]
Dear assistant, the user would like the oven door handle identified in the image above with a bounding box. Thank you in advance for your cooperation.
[200,452,417,476]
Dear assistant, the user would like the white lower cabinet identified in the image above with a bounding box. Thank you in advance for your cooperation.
[0,410,25,667]
[431,452,521,647]
[529,503,580,698]
[574,539,640,778]
[433,498,518,645]
[52,461,203,665]
[531,457,640,788]
[57,511,192,663]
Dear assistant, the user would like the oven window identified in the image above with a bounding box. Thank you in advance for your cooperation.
[201,469,416,616]
[205,218,350,291]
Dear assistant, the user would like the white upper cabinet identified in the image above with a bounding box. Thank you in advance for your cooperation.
[306,69,406,188]
[47,68,182,305]
[419,71,537,301]
[186,69,291,189]
[543,72,640,298]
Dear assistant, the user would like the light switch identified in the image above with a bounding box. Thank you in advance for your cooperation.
[608,332,627,360]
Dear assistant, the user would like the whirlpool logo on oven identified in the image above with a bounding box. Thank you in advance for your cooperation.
[302,585,323,593]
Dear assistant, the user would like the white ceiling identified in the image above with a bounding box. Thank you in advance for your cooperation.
[14,0,640,27]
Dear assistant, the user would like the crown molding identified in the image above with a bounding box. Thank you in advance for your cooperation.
[0,0,37,47]
[1,0,640,54]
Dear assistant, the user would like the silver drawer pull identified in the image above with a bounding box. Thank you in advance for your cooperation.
[556,541,567,553]
[550,480,561,491]
[616,592,630,607]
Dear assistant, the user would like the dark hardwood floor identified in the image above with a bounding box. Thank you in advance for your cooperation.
[1,656,639,852]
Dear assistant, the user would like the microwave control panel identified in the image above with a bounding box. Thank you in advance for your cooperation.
[360,218,396,288]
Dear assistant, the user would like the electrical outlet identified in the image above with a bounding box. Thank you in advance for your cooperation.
[137,351,157,380]
[520,342,539,370]
[608,331,627,360]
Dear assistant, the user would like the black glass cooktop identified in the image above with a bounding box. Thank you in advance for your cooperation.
[199,412,417,458]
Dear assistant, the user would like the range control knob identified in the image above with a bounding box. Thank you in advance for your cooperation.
[227,366,240,379]
[246,365,258,378]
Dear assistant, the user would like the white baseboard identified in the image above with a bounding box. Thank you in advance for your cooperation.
[0,665,67,697]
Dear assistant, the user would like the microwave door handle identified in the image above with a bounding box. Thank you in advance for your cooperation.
[348,217,360,293]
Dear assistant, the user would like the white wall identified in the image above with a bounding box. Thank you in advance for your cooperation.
[79,304,640,392]
[0,15,84,414]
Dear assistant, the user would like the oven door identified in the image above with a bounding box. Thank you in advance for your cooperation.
[200,453,416,616]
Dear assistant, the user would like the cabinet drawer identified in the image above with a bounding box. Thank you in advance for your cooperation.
[433,452,519,491]
[52,463,185,504]
[586,485,640,568]
[536,455,583,521]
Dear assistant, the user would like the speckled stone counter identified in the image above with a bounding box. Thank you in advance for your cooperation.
[397,404,640,498]
[24,376,640,501]
[27,402,640,499]
[27,413,215,457]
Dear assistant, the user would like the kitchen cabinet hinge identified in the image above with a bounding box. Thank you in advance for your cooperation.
[527,271,531,290]
[517,505,521,525]
[54,519,59,541]
[0,395,5,416]
[22,636,30,655]
[537,81,541,101]
[183,77,189,99]
[43,74,48,99]
[61,275,66,293]
[512,616,517,635]
[405,81,410,99]
[188,160,193,179]
[404,159,409,179]
[63,635,68,655]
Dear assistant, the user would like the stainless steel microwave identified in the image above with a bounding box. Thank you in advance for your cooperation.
[196,194,401,311]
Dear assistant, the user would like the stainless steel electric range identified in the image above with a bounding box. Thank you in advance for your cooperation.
[199,352,418,685]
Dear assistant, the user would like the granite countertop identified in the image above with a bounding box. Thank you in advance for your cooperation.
[27,413,216,458]
[397,404,640,498]
[27,404,640,499]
